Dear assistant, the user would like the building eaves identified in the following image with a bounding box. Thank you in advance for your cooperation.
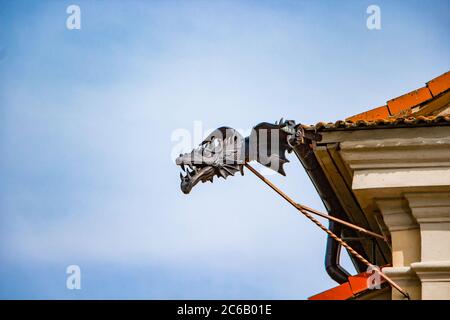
[304,115,450,132]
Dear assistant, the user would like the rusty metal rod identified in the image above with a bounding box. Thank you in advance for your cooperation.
[244,163,410,300]
[295,203,387,242]
[243,164,387,241]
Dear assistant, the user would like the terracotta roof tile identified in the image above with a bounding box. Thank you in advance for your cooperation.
[427,71,450,96]
[387,86,433,115]
[346,105,390,122]
[304,115,450,131]
[308,268,388,300]
[345,71,450,122]
[348,272,377,296]
[308,282,354,300]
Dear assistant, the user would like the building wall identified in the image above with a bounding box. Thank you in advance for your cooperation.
[318,126,450,300]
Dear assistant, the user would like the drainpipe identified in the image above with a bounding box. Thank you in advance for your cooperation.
[294,139,367,283]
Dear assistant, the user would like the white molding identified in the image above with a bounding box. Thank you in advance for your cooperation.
[411,261,450,282]
[340,136,450,170]
[405,193,450,223]
[382,266,418,280]
[376,198,418,231]
[353,168,450,190]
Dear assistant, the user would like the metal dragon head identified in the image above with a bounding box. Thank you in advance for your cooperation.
[176,119,300,194]
[176,127,245,194]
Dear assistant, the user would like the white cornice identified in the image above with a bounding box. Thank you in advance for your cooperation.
[340,136,450,170]
[405,193,450,224]
[375,198,418,231]
[411,261,450,282]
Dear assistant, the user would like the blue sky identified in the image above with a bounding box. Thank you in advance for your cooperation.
[0,0,449,299]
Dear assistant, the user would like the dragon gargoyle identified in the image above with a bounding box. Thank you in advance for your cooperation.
[175,119,365,284]
[176,119,301,194]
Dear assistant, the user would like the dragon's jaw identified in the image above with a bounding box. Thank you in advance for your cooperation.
[176,152,241,194]
[176,127,245,194]
[179,164,215,194]
[176,151,221,194]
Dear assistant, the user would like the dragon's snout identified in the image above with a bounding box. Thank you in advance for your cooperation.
[175,127,245,194]
[176,153,217,194]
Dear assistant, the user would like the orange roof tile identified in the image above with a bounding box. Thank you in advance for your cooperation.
[308,115,450,131]
[308,282,354,300]
[387,86,433,115]
[308,268,387,300]
[345,70,450,122]
[348,272,376,296]
[427,71,450,96]
[345,105,390,122]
